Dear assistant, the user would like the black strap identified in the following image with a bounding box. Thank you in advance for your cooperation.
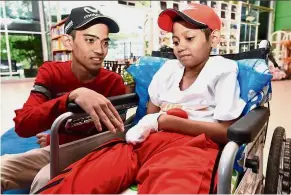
[35,178,64,194]
[209,145,223,194]
[31,84,52,99]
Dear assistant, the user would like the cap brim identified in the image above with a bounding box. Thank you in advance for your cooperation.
[158,9,208,32]
[75,16,119,33]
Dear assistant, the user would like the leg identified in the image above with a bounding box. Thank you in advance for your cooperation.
[1,147,50,191]
[30,164,50,194]
[31,132,126,193]
[38,140,138,194]
[136,132,219,194]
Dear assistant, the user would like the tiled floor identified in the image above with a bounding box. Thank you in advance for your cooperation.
[1,81,34,133]
[1,80,291,173]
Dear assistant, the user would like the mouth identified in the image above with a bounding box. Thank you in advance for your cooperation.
[179,55,191,60]
[91,57,103,63]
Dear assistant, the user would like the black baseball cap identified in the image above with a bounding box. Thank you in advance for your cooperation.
[64,6,120,34]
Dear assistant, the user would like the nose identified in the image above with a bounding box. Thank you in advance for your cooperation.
[92,42,104,55]
[176,41,186,53]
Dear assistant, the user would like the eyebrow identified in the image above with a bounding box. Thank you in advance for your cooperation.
[83,34,111,41]
[172,30,196,39]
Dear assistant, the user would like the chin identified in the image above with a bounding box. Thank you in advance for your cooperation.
[87,65,102,73]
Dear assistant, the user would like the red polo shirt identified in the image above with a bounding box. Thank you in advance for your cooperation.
[13,61,126,144]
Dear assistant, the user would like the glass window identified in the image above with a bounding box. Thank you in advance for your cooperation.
[250,25,256,41]
[258,11,270,41]
[173,3,179,10]
[160,1,167,10]
[241,6,247,22]
[4,1,41,32]
[240,24,250,42]
[1,2,5,30]
[0,3,3,18]
[249,0,260,6]
[250,42,255,50]
[0,32,10,74]
[43,1,58,32]
[211,2,217,9]
[8,33,43,78]
[239,43,249,52]
[46,32,52,61]
[260,1,270,8]
[200,1,207,6]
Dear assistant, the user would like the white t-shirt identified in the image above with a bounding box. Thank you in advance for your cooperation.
[148,56,246,123]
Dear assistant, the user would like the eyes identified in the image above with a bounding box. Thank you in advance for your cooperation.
[172,37,195,46]
[85,38,109,47]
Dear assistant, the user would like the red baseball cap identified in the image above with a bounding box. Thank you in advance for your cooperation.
[158,3,221,32]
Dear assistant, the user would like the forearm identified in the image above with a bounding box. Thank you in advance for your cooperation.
[14,93,69,137]
[158,115,231,144]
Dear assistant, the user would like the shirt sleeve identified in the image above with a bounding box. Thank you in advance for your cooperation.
[213,71,246,121]
[148,72,162,107]
[13,62,70,138]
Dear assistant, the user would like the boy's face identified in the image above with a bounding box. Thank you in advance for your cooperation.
[172,21,214,69]
[71,23,110,74]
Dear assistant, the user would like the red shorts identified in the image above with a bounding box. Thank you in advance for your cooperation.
[38,131,219,194]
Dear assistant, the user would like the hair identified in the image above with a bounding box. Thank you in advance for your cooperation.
[172,16,213,41]
[69,30,76,40]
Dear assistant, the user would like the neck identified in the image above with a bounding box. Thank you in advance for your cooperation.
[71,60,98,83]
[184,57,209,78]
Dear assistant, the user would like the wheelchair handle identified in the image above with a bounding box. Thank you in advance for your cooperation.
[51,93,139,178]
[67,93,139,113]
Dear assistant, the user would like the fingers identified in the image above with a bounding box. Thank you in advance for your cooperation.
[104,102,124,132]
[88,110,102,132]
[37,137,47,148]
[36,133,47,138]
[107,102,123,124]
[94,106,116,133]
[74,92,124,133]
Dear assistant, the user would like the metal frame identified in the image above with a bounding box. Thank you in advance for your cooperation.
[218,141,240,194]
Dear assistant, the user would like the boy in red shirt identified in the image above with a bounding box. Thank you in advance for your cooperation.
[1,6,126,193]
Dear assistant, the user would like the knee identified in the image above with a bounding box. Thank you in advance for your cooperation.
[30,165,50,194]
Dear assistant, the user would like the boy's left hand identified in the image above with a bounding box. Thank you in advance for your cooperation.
[125,113,162,145]
[36,133,48,148]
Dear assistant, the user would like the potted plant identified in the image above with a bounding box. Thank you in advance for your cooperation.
[11,34,43,78]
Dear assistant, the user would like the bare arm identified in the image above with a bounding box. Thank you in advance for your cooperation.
[158,114,237,144]
[146,101,160,114]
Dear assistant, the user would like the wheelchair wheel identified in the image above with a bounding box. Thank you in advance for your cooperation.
[264,127,291,194]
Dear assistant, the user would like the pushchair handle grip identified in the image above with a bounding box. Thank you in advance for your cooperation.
[67,93,139,113]
[67,102,84,113]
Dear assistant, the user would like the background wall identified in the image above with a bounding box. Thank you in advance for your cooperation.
[275,1,291,31]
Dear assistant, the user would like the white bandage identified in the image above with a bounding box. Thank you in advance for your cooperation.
[125,113,162,145]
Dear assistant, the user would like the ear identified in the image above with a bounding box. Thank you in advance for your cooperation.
[210,30,221,48]
[61,34,74,51]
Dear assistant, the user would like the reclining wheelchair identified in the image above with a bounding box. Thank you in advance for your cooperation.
[49,40,291,194]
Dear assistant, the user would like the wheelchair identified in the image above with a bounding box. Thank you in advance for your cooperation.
[48,40,291,194]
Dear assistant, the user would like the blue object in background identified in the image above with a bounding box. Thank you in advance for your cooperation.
[127,56,168,123]
[1,128,49,194]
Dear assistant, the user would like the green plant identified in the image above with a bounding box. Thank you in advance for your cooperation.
[1,34,43,70]
[12,34,43,69]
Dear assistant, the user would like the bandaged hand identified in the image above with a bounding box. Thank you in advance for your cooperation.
[125,113,162,145]
[125,108,189,145]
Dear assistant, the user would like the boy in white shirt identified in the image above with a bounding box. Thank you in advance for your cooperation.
[38,3,245,194]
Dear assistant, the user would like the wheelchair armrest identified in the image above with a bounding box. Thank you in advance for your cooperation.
[227,107,270,143]
[67,93,139,113]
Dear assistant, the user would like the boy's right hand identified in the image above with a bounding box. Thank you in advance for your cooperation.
[69,87,124,133]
